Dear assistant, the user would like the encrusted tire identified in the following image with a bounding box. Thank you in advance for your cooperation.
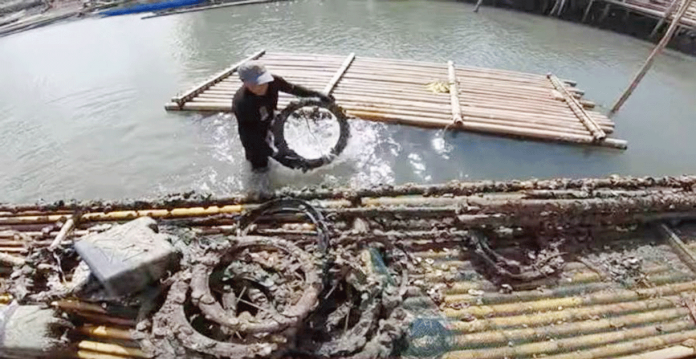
[271,99,350,171]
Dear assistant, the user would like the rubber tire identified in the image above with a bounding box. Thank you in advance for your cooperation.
[271,99,350,171]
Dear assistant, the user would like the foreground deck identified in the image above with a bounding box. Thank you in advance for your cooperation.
[166,50,627,149]
[3,175,696,358]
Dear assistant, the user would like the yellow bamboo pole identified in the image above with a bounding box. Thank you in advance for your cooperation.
[76,350,135,359]
[78,326,133,340]
[77,341,146,358]
[445,320,695,359]
[540,328,696,359]
[448,295,681,333]
[616,345,696,359]
[450,307,689,349]
[610,0,695,114]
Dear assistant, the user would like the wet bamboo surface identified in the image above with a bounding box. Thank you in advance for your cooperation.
[165,51,627,149]
[3,175,696,358]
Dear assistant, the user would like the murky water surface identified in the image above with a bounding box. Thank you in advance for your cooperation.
[1,0,695,203]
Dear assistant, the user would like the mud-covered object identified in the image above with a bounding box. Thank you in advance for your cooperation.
[294,246,412,358]
[0,303,72,359]
[140,235,323,359]
[271,99,350,172]
[74,217,179,297]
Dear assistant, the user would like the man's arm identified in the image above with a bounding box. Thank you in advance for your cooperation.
[274,75,334,102]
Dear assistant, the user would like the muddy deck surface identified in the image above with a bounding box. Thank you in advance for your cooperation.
[2,176,696,358]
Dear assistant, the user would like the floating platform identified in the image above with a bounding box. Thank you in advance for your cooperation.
[166,50,627,149]
[3,176,696,358]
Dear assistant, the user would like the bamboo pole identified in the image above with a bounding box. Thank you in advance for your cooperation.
[3,175,693,215]
[0,252,25,266]
[444,280,696,319]
[650,0,680,38]
[77,341,146,358]
[73,312,136,326]
[322,53,355,95]
[450,308,689,349]
[448,294,682,332]
[332,104,602,135]
[610,0,694,115]
[583,0,596,22]
[49,217,74,250]
[171,50,266,107]
[616,345,696,359]
[446,319,694,359]
[658,223,696,273]
[271,52,579,86]
[76,350,136,359]
[78,326,133,340]
[324,102,607,134]
[448,61,463,125]
[538,328,696,359]
[547,74,606,140]
[53,300,108,314]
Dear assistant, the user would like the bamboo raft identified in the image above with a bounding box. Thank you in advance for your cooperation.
[165,50,628,150]
[4,175,696,358]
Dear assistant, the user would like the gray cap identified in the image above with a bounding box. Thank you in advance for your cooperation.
[238,60,274,85]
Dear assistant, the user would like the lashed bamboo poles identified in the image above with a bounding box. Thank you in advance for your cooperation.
[610,0,695,114]
[443,280,696,319]
[445,320,695,359]
[547,73,605,141]
[2,183,696,358]
[1,175,694,217]
[449,308,690,347]
[165,51,624,149]
[4,188,696,227]
[171,50,266,107]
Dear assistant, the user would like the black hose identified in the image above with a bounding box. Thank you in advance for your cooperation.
[271,99,350,172]
[238,198,331,254]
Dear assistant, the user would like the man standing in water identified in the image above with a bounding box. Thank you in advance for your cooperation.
[232,60,334,174]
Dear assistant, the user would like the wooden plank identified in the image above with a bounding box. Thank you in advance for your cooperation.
[547,74,606,141]
[172,49,265,107]
[448,61,463,125]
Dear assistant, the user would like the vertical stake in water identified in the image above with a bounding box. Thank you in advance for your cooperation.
[474,0,484,12]
[609,0,694,116]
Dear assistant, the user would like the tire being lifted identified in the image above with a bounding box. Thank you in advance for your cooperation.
[271,99,350,172]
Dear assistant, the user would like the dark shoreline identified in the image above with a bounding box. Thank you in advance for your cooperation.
[461,0,696,56]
